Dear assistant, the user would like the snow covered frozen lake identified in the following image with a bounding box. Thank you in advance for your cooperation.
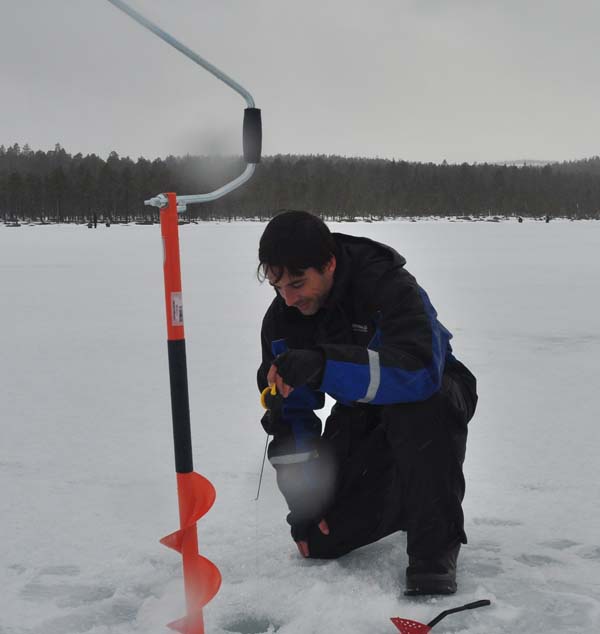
[1,218,599,634]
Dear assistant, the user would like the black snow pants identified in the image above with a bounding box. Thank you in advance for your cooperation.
[303,358,477,560]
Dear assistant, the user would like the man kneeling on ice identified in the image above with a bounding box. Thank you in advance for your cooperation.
[256,211,477,595]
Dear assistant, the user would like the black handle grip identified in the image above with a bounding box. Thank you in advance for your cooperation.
[463,600,492,610]
[428,599,491,628]
[243,107,262,164]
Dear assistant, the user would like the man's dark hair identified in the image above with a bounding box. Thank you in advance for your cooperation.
[258,210,336,282]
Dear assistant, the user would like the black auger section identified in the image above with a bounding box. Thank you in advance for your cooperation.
[167,339,194,473]
[243,108,262,164]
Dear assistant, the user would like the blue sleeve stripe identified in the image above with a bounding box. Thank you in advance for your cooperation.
[321,359,439,404]
[376,364,438,403]
[321,360,370,402]
[284,385,324,411]
[271,338,288,356]
[418,287,451,391]
[320,287,452,405]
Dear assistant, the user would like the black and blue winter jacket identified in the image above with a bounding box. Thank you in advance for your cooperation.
[257,232,456,451]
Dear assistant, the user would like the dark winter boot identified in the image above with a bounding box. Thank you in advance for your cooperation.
[404,544,460,596]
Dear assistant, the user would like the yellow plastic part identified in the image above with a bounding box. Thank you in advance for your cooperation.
[260,384,277,409]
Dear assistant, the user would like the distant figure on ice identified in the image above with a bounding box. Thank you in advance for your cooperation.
[256,211,477,596]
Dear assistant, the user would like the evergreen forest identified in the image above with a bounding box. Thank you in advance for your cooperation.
[2,143,600,224]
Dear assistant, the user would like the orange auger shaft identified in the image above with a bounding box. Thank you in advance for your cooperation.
[160,192,221,634]
[104,7,261,631]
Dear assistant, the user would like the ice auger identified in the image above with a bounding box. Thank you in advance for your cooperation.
[105,2,262,632]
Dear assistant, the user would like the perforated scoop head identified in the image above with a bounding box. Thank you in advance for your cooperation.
[391,616,431,634]
[391,599,491,633]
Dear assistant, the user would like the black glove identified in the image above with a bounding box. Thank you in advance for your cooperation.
[289,518,311,542]
[273,349,325,389]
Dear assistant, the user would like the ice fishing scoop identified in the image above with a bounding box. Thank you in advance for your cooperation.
[391,599,491,633]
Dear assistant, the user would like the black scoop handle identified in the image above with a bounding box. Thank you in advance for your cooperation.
[428,600,491,628]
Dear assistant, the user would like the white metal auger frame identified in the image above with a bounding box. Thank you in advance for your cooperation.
[106,0,262,212]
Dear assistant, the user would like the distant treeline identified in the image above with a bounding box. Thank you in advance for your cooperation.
[2,143,600,223]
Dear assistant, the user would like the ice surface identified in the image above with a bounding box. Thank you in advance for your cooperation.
[1,219,599,634]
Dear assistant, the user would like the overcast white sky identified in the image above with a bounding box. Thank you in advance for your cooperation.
[1,0,599,164]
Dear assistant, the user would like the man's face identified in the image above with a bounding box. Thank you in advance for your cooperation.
[266,257,336,316]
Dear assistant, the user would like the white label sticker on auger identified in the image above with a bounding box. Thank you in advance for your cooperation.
[171,292,183,326]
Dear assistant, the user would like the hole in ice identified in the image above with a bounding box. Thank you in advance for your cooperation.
[223,616,280,633]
